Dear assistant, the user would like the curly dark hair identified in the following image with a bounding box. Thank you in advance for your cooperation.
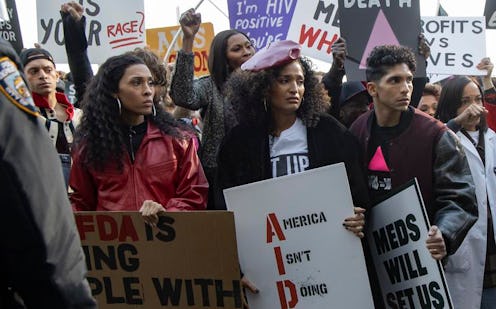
[75,54,185,170]
[225,57,329,130]
[366,45,416,82]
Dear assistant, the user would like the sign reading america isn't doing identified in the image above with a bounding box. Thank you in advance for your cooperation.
[37,0,145,64]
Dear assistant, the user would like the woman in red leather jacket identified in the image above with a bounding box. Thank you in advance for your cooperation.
[70,54,208,225]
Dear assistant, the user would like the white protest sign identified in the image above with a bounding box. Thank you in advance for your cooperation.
[37,0,145,64]
[224,163,374,309]
[422,16,486,76]
[286,0,340,63]
[365,180,453,308]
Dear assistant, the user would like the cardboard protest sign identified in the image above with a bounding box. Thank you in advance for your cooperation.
[422,17,486,76]
[338,0,426,81]
[227,0,297,49]
[365,180,453,308]
[286,0,340,63]
[146,22,214,77]
[224,163,374,309]
[75,211,242,308]
[37,0,145,64]
[485,0,496,29]
[0,0,23,54]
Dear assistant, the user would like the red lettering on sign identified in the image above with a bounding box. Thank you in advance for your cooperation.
[266,213,286,243]
[276,280,298,309]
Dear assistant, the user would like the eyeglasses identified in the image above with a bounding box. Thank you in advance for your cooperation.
[460,96,483,105]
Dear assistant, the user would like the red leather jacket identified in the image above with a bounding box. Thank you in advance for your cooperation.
[70,122,208,211]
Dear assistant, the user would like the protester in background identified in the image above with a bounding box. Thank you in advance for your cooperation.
[417,82,441,117]
[0,38,96,309]
[350,44,477,307]
[435,76,496,309]
[19,47,81,188]
[337,81,370,127]
[170,8,255,209]
[477,57,496,131]
[70,54,208,225]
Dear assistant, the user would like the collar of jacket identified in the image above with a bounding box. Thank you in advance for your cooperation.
[32,91,74,121]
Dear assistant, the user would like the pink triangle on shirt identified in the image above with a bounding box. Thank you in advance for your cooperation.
[368,146,390,172]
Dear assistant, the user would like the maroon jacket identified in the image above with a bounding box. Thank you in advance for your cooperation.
[70,121,208,211]
[350,106,477,255]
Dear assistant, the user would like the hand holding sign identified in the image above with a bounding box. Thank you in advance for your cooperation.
[343,206,366,238]
[139,200,166,227]
[426,225,447,260]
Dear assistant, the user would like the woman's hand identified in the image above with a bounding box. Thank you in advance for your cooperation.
[179,8,202,41]
[241,275,259,309]
[139,200,166,227]
[343,207,366,238]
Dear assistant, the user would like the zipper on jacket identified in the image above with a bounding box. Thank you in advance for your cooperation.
[129,127,136,163]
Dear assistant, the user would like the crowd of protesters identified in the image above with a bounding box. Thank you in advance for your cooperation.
[1,1,496,308]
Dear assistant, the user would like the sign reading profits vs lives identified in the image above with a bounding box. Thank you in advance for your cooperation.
[287,0,340,64]
[37,0,145,64]
[421,16,486,76]
[75,211,242,308]
[365,180,453,309]
[224,164,374,309]
[228,0,297,49]
[146,22,214,77]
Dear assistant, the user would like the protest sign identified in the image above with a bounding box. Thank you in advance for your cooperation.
[422,17,486,76]
[75,211,242,308]
[37,0,145,64]
[485,0,496,29]
[224,163,374,309]
[0,0,23,54]
[286,0,340,63]
[338,0,426,81]
[365,180,453,308]
[227,0,297,49]
[146,22,214,77]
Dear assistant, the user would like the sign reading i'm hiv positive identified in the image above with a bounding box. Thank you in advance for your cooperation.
[224,164,374,309]
[365,180,453,309]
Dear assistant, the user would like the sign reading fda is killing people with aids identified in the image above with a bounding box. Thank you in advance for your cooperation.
[365,180,453,309]
[75,211,242,308]
[224,164,374,309]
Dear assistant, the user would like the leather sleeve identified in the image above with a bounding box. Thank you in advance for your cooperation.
[433,130,478,255]
[165,137,209,211]
[69,147,98,211]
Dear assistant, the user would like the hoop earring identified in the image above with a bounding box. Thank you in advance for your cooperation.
[152,103,157,117]
[263,98,268,112]
[115,97,122,114]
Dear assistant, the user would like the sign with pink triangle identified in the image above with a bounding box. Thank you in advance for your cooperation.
[338,0,426,81]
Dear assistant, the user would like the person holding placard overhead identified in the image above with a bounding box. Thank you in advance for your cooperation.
[170,8,256,209]
[435,76,496,309]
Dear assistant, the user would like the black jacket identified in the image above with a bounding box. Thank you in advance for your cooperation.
[217,113,369,210]
[0,41,96,308]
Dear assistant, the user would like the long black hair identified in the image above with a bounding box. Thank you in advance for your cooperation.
[74,54,185,170]
[207,29,251,91]
[225,57,328,130]
[435,76,486,131]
